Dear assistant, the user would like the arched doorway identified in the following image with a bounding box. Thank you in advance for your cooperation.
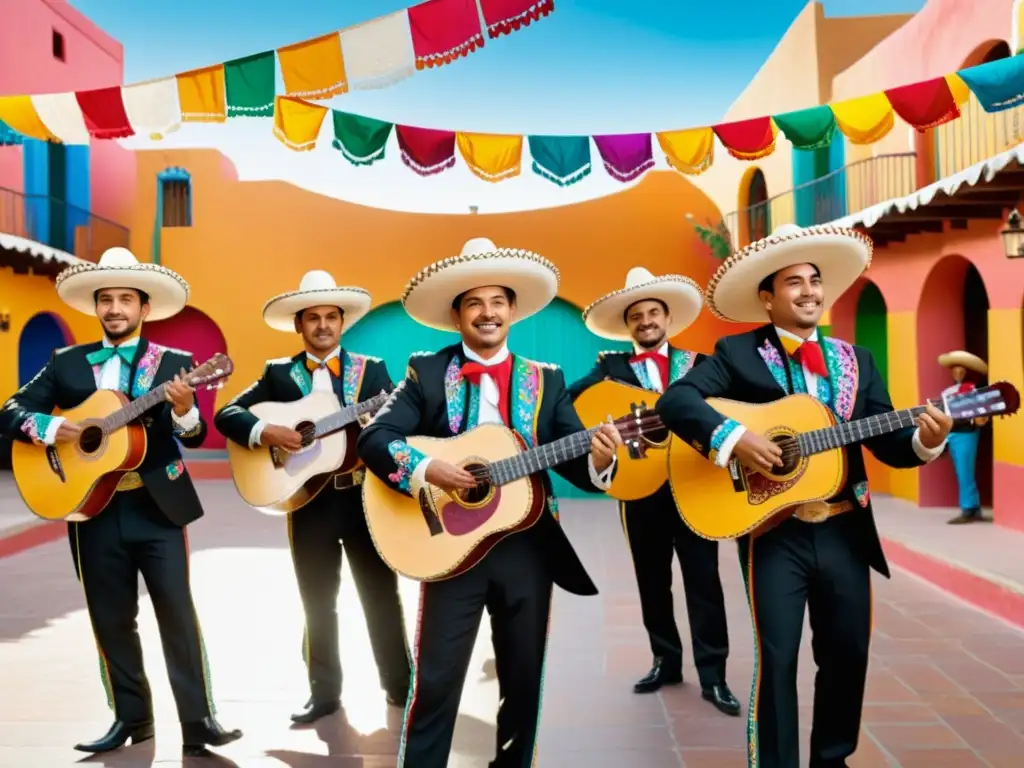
[18,312,73,386]
[916,256,992,508]
[343,298,631,498]
[144,307,229,450]
[746,168,770,245]
[854,281,891,493]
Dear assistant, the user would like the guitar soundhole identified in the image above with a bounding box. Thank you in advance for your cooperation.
[454,462,491,506]
[641,423,670,447]
[768,435,800,476]
[78,425,104,455]
[295,421,316,448]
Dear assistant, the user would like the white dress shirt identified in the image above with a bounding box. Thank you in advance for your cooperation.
[409,343,617,497]
[713,327,946,467]
[248,347,340,447]
[42,336,200,444]
[633,340,669,393]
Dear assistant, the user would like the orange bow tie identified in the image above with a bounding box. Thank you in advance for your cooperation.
[306,356,341,377]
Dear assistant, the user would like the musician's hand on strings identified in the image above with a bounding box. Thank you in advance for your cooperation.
[425,460,478,492]
[261,425,304,452]
[733,430,784,471]
[54,421,83,444]
[917,403,953,449]
[590,421,622,473]
[165,368,195,417]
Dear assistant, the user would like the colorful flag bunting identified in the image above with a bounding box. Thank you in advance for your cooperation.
[75,87,135,140]
[177,65,227,123]
[332,112,394,165]
[273,96,329,151]
[480,0,555,39]
[771,106,837,151]
[0,95,58,142]
[830,92,894,145]
[397,125,457,175]
[456,132,524,181]
[528,135,591,186]
[712,116,777,160]
[957,55,1024,112]
[884,76,960,131]
[656,127,714,174]
[593,133,655,182]
[225,51,276,118]
[277,33,348,100]
[340,11,418,90]
[408,0,485,70]
[121,77,181,139]
[32,93,90,144]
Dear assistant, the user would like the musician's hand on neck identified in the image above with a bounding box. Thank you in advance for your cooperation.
[917,403,953,449]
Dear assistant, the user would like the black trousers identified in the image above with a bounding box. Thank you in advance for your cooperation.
[737,515,872,768]
[400,533,552,768]
[287,484,410,703]
[69,487,213,725]
[621,484,729,687]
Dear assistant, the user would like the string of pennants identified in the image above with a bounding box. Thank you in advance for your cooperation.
[0,0,552,142]
[0,10,1021,186]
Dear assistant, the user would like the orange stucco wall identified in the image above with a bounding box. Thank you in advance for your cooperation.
[124,148,754,406]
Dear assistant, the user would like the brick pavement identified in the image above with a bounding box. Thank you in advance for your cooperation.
[1,483,1023,766]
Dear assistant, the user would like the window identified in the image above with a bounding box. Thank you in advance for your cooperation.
[52,29,65,61]
[161,179,192,227]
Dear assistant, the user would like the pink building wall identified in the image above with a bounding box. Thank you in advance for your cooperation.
[0,0,137,230]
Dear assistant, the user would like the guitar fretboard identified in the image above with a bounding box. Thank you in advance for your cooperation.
[99,382,174,433]
[488,427,600,486]
[312,391,390,439]
[796,399,939,456]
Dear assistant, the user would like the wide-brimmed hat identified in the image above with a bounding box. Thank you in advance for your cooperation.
[583,267,704,341]
[263,270,372,332]
[402,237,559,331]
[938,350,988,375]
[705,223,873,323]
[55,246,189,321]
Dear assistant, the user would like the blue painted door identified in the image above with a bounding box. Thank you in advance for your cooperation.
[344,299,631,498]
[18,313,68,386]
[792,138,847,226]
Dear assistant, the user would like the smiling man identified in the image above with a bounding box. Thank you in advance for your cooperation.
[656,224,953,768]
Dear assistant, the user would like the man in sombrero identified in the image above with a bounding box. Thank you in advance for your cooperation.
[938,350,990,524]
[0,247,242,755]
[656,224,953,768]
[357,237,622,767]
[215,270,411,724]
[568,267,739,715]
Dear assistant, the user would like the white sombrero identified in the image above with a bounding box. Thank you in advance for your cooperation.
[706,223,873,323]
[583,267,704,341]
[402,237,559,331]
[262,270,372,332]
[55,246,189,321]
[938,350,988,375]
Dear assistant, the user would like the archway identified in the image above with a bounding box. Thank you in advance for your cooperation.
[916,256,992,509]
[144,307,229,450]
[745,168,770,246]
[343,298,631,499]
[18,312,73,386]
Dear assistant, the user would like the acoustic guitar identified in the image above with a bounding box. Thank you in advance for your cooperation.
[667,382,1020,540]
[226,389,390,514]
[573,379,671,500]
[12,353,234,522]
[362,408,663,582]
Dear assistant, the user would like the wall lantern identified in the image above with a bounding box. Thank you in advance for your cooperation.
[1002,209,1024,258]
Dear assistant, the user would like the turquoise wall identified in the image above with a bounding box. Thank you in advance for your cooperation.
[792,138,846,226]
[344,298,631,498]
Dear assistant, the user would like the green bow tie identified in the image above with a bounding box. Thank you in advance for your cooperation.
[86,345,136,366]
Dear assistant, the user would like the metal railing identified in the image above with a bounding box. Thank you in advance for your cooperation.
[0,186,129,263]
[723,153,918,249]
[934,97,1024,179]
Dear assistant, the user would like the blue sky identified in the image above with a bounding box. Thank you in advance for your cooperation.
[70,0,926,211]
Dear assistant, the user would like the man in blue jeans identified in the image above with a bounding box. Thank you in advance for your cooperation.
[938,350,990,524]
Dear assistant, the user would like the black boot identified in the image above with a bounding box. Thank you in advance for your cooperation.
[181,715,242,756]
[701,683,741,716]
[633,657,683,694]
[73,720,154,752]
[290,698,340,725]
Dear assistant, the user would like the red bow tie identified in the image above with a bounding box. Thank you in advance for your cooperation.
[630,349,669,389]
[790,341,828,378]
[461,357,513,425]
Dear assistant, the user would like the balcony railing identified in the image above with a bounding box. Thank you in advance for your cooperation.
[935,98,1024,179]
[724,153,918,249]
[0,186,129,263]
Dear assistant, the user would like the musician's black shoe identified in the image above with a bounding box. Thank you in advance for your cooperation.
[386,688,408,708]
[181,716,242,756]
[948,507,984,524]
[73,719,154,752]
[290,698,340,725]
[702,683,741,716]
[633,657,683,694]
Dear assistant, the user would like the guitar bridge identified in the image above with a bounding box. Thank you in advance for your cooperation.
[417,488,444,537]
[45,445,67,483]
[727,459,747,493]
[269,446,284,469]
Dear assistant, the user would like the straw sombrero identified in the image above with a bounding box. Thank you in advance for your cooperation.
[938,350,988,376]
[55,246,189,321]
[706,223,873,323]
[583,267,704,341]
[402,237,559,331]
[262,270,372,332]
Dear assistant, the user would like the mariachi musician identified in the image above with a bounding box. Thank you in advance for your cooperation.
[214,271,410,724]
[0,248,241,755]
[938,350,989,524]
[568,267,738,714]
